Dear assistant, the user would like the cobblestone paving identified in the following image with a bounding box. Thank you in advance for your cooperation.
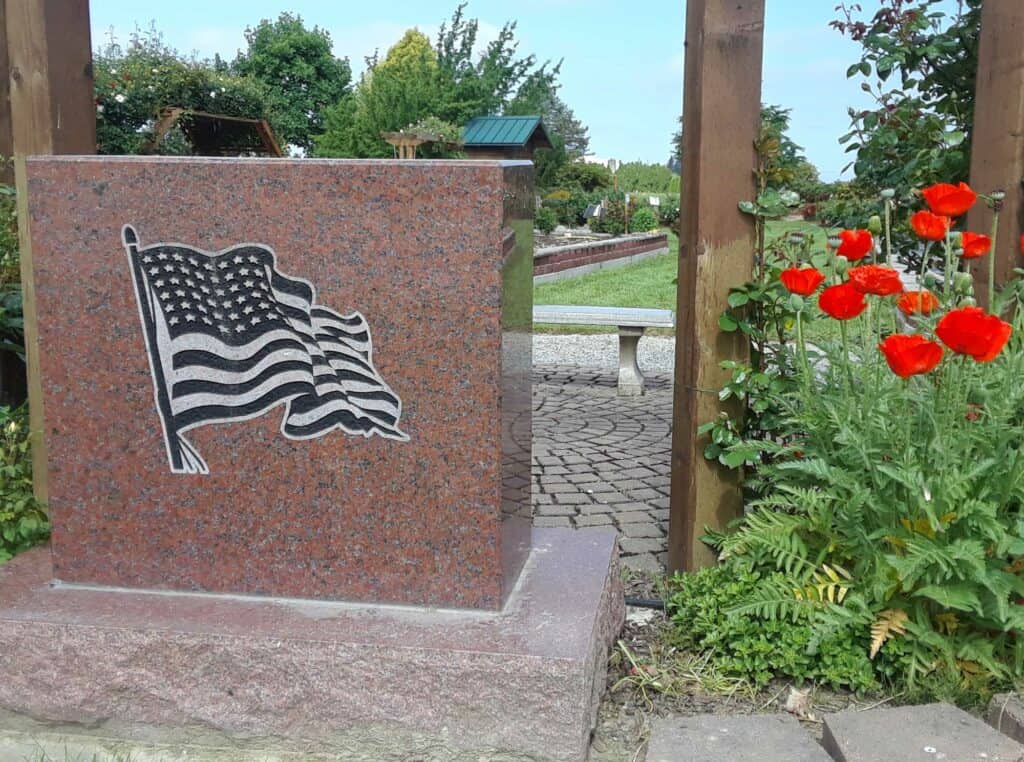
[532,365,673,572]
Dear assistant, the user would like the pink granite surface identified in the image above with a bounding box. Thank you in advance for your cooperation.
[23,157,533,609]
[0,529,624,762]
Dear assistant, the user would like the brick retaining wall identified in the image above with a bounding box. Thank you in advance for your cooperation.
[533,232,669,279]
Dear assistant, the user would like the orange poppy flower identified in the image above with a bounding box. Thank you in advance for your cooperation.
[779,267,826,296]
[897,290,940,316]
[910,210,951,241]
[849,265,903,296]
[921,182,977,217]
[936,306,1012,362]
[836,229,874,261]
[960,231,992,259]
[878,334,944,378]
[818,282,867,320]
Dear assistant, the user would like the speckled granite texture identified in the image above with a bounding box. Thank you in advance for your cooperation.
[0,529,623,762]
[23,157,533,609]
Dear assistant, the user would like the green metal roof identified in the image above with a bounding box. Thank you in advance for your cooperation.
[462,115,549,147]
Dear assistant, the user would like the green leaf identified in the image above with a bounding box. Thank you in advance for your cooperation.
[719,314,738,331]
[913,584,984,616]
[727,292,749,308]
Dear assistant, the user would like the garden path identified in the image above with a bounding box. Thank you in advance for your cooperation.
[532,363,672,571]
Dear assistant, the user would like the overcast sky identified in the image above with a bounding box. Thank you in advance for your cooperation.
[90,1,942,181]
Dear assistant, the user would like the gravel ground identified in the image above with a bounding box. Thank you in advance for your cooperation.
[533,333,675,373]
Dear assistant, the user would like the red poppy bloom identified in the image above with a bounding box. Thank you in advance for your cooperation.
[936,306,1012,362]
[849,265,904,296]
[1020,233,1024,256]
[897,290,940,316]
[780,267,826,296]
[878,334,944,378]
[836,229,874,261]
[818,282,867,320]
[960,231,992,259]
[921,182,977,217]
[910,210,951,241]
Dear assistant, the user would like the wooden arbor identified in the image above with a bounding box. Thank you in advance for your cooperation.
[669,0,1024,572]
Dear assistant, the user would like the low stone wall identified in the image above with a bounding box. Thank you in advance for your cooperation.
[533,232,669,283]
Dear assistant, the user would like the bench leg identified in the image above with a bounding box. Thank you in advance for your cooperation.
[617,326,645,396]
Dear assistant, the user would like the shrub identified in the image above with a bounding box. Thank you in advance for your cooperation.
[657,194,680,227]
[630,207,659,233]
[667,563,877,690]
[555,162,612,192]
[0,405,47,562]
[695,179,1024,694]
[534,206,557,235]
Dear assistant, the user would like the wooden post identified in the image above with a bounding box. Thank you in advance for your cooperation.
[967,0,1024,308]
[669,0,765,572]
[6,0,95,503]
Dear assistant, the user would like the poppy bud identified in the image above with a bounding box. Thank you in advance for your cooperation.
[949,231,962,245]
[868,215,883,234]
[961,297,977,307]
[923,273,938,289]
[881,189,896,200]
[991,191,1006,202]
[953,272,974,294]
[834,255,850,274]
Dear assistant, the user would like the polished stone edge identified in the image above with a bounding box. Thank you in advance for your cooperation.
[0,528,623,762]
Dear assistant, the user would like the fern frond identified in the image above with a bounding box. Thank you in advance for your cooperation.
[870,608,908,659]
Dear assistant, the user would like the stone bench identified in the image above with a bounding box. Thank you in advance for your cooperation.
[533,305,675,396]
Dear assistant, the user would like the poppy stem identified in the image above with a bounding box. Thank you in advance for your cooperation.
[919,241,933,289]
[796,309,811,392]
[839,319,854,391]
[884,199,893,267]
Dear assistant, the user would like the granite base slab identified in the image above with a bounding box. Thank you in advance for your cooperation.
[0,528,623,762]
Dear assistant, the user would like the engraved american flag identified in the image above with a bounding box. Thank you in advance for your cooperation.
[123,225,407,475]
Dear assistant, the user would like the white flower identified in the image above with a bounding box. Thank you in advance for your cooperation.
[110,68,117,74]
[220,87,226,93]
[209,90,216,98]
[114,93,126,103]
[151,68,158,74]
[148,85,154,91]
[96,104,104,113]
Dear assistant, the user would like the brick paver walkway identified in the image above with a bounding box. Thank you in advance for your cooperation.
[532,365,672,572]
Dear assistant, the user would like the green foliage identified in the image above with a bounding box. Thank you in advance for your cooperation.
[657,195,680,228]
[831,0,980,256]
[316,29,439,158]
[0,182,22,357]
[0,405,48,563]
[555,162,612,193]
[95,25,273,155]
[615,162,679,194]
[630,207,659,233]
[410,115,464,159]
[534,206,557,235]
[314,4,579,171]
[666,563,877,690]
[816,182,882,229]
[232,13,352,151]
[541,188,603,228]
[692,184,1024,694]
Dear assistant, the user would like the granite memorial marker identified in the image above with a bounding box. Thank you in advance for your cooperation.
[0,156,622,761]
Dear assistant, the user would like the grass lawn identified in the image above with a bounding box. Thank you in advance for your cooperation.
[534,220,832,334]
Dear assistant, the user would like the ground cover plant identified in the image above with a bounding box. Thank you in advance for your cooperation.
[670,177,1024,704]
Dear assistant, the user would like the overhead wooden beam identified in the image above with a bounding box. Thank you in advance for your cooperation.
[6,0,95,503]
[967,0,1024,308]
[669,0,765,572]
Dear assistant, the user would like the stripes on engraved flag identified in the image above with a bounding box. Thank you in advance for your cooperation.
[123,225,407,476]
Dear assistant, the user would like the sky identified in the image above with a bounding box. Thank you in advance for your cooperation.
[89,1,902,181]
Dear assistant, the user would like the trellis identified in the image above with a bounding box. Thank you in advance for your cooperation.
[1,0,1022,571]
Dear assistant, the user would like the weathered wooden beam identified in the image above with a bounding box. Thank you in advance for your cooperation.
[669,0,764,572]
[967,0,1024,307]
[6,0,95,156]
[6,0,95,503]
